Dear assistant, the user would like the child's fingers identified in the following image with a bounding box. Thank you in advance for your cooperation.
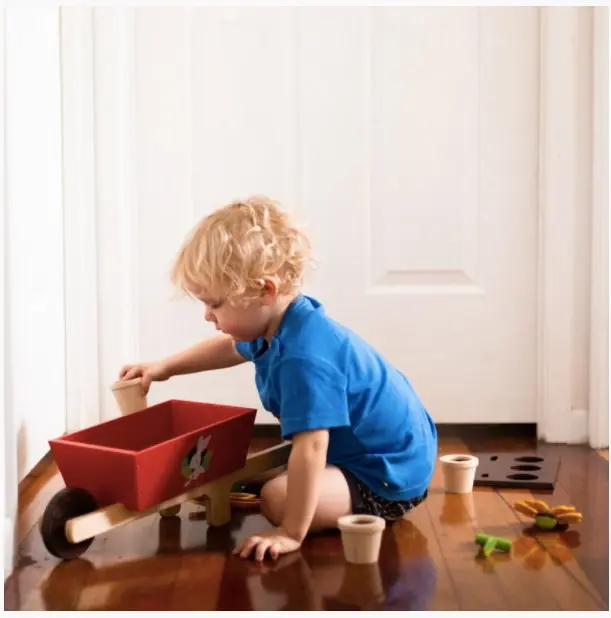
[122,367,141,381]
[140,374,152,394]
[235,536,259,559]
[255,540,273,562]
[119,365,133,379]
[232,539,247,556]
[269,543,281,560]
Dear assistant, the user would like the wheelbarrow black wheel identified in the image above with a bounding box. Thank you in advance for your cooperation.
[40,487,98,560]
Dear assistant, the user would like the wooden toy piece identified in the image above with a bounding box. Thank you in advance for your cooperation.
[475,532,513,557]
[191,491,260,512]
[439,454,479,493]
[337,515,386,564]
[229,492,260,510]
[111,377,147,415]
[59,441,291,551]
[472,452,560,490]
[513,499,583,530]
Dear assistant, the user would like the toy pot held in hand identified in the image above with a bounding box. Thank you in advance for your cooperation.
[111,377,148,415]
[337,514,386,564]
[439,454,479,494]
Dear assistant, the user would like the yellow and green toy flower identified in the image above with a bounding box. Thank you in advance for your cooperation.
[513,499,583,531]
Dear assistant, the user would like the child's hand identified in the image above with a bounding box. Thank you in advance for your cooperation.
[118,361,170,394]
[233,526,302,561]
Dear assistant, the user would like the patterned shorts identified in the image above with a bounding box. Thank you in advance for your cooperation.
[338,467,429,522]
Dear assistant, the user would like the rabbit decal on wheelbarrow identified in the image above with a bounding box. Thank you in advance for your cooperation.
[181,434,213,486]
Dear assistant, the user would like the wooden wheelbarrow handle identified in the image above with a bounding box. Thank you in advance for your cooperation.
[65,441,291,544]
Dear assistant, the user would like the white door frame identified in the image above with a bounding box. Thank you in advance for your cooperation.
[61,8,101,433]
[62,7,140,427]
[587,7,609,449]
[61,7,608,445]
[537,6,608,447]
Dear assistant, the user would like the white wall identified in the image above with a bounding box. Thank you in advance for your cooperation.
[3,7,66,576]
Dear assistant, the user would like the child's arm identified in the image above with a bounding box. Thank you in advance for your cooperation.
[282,429,329,542]
[162,334,246,375]
[233,429,329,561]
[120,334,246,392]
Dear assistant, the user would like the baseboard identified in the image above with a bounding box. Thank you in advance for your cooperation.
[252,424,283,439]
[435,423,538,440]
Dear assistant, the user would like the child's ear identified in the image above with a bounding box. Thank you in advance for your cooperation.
[258,278,278,304]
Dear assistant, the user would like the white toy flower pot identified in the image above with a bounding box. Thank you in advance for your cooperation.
[439,454,479,493]
[337,514,386,564]
[111,377,148,415]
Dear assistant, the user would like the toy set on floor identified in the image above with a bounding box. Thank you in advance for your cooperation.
[438,451,583,560]
[40,378,582,566]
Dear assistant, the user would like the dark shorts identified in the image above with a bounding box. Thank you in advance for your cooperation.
[338,467,429,522]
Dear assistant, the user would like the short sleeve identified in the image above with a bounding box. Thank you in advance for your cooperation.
[275,357,350,439]
[234,340,258,361]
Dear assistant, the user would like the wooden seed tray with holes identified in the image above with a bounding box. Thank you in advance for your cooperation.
[472,452,561,490]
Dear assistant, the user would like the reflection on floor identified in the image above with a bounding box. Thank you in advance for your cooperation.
[4,435,609,610]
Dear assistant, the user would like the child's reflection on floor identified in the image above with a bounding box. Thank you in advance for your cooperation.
[247,517,437,611]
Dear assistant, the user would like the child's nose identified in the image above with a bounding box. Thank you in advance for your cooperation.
[204,306,215,323]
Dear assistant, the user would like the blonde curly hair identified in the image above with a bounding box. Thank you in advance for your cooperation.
[171,196,312,304]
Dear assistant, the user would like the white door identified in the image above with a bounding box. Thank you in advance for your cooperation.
[297,8,540,423]
[94,7,539,424]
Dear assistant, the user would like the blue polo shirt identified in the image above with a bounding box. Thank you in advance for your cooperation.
[235,295,437,501]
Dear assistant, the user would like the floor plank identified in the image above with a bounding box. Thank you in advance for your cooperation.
[4,436,609,611]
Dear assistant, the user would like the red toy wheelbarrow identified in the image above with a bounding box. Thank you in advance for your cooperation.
[40,397,290,560]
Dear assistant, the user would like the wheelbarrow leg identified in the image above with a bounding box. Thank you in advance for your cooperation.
[197,478,234,526]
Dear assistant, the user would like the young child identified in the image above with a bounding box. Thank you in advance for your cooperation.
[119,196,438,562]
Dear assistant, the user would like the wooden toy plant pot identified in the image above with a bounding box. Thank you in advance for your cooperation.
[337,514,386,564]
[111,377,147,415]
[439,454,479,494]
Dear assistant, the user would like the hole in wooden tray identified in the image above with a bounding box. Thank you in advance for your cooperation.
[490,456,498,461]
[481,473,489,478]
[511,464,541,471]
[507,473,538,480]
[514,456,543,463]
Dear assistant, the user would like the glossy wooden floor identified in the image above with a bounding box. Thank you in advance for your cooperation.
[4,436,609,610]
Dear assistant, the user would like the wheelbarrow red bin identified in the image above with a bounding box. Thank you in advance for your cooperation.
[49,399,257,512]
